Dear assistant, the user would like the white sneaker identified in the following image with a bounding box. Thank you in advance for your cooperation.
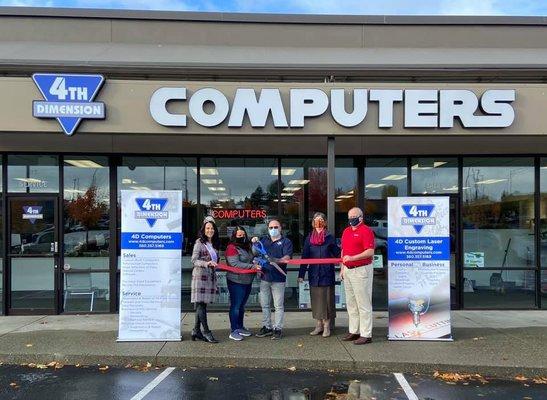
[229,331,244,341]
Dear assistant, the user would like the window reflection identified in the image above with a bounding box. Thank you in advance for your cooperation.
[335,158,358,237]
[8,154,59,193]
[117,157,198,311]
[63,156,110,312]
[280,159,327,254]
[365,158,407,310]
[464,270,536,309]
[199,158,278,309]
[541,158,547,269]
[463,158,535,269]
[411,158,458,194]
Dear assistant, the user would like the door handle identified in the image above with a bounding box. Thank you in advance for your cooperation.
[54,264,58,269]
[55,241,58,253]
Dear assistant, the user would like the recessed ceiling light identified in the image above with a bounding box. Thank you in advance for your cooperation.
[65,159,104,168]
[193,168,219,175]
[288,179,310,185]
[381,175,407,181]
[365,183,386,188]
[283,186,301,192]
[475,179,507,185]
[271,168,296,176]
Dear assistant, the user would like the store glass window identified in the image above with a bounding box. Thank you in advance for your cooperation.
[411,157,458,194]
[63,156,110,312]
[365,157,407,310]
[8,154,59,193]
[118,157,198,310]
[335,158,359,237]
[279,159,327,255]
[200,158,278,309]
[462,157,535,308]
[541,158,547,270]
[0,156,3,314]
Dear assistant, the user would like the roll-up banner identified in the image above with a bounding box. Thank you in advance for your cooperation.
[118,190,183,342]
[387,196,453,341]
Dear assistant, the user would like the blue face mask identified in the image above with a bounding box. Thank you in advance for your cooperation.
[269,228,280,237]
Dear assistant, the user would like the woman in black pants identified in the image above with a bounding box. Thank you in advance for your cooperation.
[190,216,220,343]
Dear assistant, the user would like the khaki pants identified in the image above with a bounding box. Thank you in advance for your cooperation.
[344,264,373,338]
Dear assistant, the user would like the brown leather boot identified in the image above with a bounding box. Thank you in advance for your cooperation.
[341,333,360,341]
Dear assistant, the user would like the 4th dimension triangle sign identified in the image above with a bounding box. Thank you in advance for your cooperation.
[401,204,436,234]
[32,73,106,136]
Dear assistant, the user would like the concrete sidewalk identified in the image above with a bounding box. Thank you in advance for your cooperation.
[0,311,545,378]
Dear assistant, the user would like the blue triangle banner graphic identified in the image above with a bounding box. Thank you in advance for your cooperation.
[32,73,105,136]
[135,198,169,227]
[401,204,435,234]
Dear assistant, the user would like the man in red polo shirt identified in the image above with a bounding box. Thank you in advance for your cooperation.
[340,207,375,345]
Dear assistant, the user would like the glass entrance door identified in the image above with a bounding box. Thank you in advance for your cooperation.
[7,197,59,314]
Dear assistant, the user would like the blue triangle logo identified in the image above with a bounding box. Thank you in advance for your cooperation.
[22,205,43,224]
[135,198,169,227]
[32,73,105,136]
[401,204,435,234]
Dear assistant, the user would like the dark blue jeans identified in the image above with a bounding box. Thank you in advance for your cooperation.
[227,279,252,332]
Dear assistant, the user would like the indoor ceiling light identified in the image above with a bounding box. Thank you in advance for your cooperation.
[122,178,136,184]
[381,175,407,181]
[288,179,310,185]
[271,168,296,176]
[202,179,223,185]
[365,183,386,188]
[337,195,353,199]
[283,186,301,192]
[209,187,226,191]
[64,159,104,168]
[281,193,294,197]
[192,168,219,175]
[129,186,151,190]
[442,186,459,191]
[475,179,507,185]
[334,199,342,202]
[14,178,42,183]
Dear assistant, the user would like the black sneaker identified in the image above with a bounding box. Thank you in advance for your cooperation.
[271,329,282,340]
[255,326,273,338]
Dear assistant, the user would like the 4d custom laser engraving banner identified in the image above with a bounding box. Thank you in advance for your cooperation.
[118,190,182,342]
[387,197,452,341]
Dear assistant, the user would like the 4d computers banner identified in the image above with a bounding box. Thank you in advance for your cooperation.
[387,197,452,341]
[118,190,183,342]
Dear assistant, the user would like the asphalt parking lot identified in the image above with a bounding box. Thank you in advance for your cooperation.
[0,365,545,400]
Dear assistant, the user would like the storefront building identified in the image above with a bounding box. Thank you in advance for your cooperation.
[0,8,546,314]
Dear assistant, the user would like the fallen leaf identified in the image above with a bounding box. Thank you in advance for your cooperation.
[124,364,132,369]
[54,363,64,370]
[208,376,219,381]
[297,343,304,348]
[287,366,297,372]
[27,363,36,368]
[46,361,57,368]
[36,364,47,370]
[25,344,33,348]
[532,377,547,384]
[225,364,235,368]
[515,375,528,381]
[9,383,17,387]
[98,365,110,372]
[146,362,152,368]
[75,364,81,368]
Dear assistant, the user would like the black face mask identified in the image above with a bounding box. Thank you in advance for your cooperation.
[235,237,247,244]
[348,217,361,227]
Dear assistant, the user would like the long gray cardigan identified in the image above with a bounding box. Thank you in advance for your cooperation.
[190,239,218,304]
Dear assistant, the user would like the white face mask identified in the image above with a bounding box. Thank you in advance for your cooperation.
[268,228,280,238]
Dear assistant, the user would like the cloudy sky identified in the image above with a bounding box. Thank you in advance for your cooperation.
[1,0,546,15]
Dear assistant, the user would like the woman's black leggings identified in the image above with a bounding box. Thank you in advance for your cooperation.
[194,302,210,333]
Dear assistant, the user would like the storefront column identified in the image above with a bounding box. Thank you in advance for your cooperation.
[327,137,335,230]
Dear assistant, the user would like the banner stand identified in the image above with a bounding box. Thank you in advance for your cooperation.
[118,190,183,342]
[387,196,453,342]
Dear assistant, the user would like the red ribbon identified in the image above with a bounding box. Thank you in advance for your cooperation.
[286,258,342,265]
[215,263,259,274]
[214,258,342,274]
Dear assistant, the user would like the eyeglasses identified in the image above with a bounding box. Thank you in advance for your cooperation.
[268,226,280,229]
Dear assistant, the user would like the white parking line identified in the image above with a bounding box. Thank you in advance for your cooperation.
[393,372,419,400]
[130,367,175,400]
